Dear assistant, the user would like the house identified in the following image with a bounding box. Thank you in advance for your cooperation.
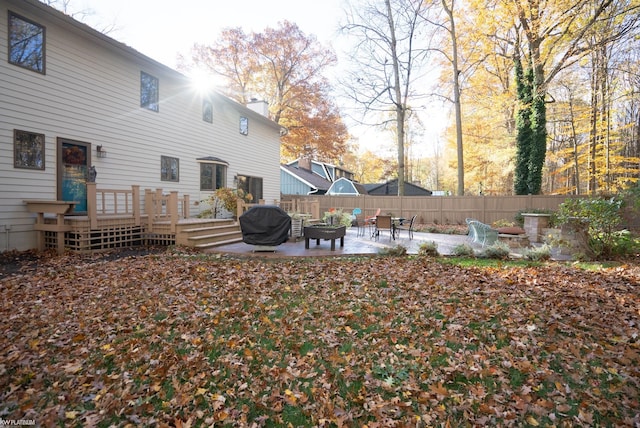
[280,158,357,195]
[364,179,433,196]
[326,177,368,195]
[1,0,282,252]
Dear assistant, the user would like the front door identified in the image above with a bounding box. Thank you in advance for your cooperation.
[57,138,91,214]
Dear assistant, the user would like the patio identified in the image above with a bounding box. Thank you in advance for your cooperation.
[204,226,480,257]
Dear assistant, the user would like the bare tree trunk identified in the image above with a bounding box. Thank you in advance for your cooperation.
[442,0,464,195]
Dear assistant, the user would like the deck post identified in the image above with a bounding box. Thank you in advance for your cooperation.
[145,189,154,232]
[182,194,190,218]
[132,185,140,226]
[87,182,97,229]
[169,191,178,233]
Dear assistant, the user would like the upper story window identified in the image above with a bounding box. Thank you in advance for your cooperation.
[140,71,159,112]
[239,116,248,135]
[8,12,45,74]
[203,99,213,123]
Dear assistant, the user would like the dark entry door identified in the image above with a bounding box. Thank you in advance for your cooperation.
[58,138,91,213]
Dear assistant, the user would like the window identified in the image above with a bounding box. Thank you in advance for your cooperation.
[237,175,262,203]
[203,99,213,123]
[140,71,159,111]
[239,116,248,135]
[161,156,179,181]
[199,162,227,191]
[8,12,45,73]
[14,129,44,170]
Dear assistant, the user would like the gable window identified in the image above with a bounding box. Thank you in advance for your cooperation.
[8,12,45,73]
[239,116,248,135]
[140,71,159,111]
[203,99,213,123]
[198,157,228,191]
[160,156,179,181]
[14,129,45,170]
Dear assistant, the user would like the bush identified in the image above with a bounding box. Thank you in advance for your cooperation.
[524,244,552,261]
[478,241,510,259]
[418,241,439,257]
[557,196,630,259]
[379,245,407,257]
[452,243,475,257]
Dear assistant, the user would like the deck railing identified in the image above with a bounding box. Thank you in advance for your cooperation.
[86,183,189,233]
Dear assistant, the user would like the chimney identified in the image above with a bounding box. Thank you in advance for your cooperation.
[298,157,312,171]
[247,99,269,117]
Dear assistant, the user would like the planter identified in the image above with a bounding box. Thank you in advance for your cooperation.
[290,217,304,240]
[522,213,551,243]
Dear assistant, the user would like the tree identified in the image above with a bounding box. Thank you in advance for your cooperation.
[183,22,349,163]
[508,0,640,195]
[340,0,431,196]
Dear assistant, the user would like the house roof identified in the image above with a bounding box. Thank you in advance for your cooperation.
[365,179,432,196]
[17,0,281,133]
[281,164,332,192]
[327,177,368,195]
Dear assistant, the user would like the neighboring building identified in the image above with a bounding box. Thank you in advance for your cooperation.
[326,177,368,195]
[1,0,282,252]
[365,179,433,196]
[280,158,357,195]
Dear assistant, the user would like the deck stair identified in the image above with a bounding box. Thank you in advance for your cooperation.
[175,218,243,249]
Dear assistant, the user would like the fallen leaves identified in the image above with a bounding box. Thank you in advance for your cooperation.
[0,250,639,426]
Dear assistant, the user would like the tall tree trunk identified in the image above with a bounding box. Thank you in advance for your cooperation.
[385,0,406,196]
[442,0,464,195]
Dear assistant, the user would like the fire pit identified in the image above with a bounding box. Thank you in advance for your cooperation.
[304,224,346,251]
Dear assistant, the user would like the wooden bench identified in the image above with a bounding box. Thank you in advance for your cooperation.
[466,219,499,247]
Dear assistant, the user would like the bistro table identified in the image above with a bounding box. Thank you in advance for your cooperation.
[304,224,346,251]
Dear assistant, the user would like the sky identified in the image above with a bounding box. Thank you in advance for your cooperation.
[70,0,446,157]
[76,0,346,69]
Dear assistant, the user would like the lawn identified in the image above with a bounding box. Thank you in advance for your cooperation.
[1,248,639,427]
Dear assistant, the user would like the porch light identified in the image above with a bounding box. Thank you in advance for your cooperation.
[96,145,107,158]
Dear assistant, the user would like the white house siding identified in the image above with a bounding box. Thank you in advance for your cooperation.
[0,0,281,251]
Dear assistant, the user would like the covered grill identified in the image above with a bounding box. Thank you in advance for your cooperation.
[239,205,291,247]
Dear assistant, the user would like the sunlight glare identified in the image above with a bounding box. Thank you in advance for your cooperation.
[189,69,219,95]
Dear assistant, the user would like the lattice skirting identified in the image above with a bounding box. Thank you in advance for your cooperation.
[42,217,175,253]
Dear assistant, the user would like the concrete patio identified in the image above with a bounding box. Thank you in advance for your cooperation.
[203,226,492,258]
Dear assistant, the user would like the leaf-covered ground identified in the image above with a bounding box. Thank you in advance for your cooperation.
[1,249,639,427]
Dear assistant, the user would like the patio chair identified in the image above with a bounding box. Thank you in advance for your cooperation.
[354,213,366,237]
[364,208,380,227]
[374,215,394,241]
[396,214,417,240]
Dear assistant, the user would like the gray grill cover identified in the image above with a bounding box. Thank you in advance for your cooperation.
[239,205,291,246]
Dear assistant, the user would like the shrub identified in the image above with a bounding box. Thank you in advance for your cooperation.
[557,196,631,259]
[452,243,475,257]
[379,245,407,257]
[524,244,552,261]
[418,241,439,257]
[478,241,510,259]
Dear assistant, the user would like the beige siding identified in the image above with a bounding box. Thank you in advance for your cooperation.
[0,0,281,251]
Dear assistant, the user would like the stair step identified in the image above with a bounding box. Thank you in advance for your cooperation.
[188,231,241,242]
[194,236,243,249]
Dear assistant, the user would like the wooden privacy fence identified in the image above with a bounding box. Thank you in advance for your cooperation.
[280,195,580,225]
